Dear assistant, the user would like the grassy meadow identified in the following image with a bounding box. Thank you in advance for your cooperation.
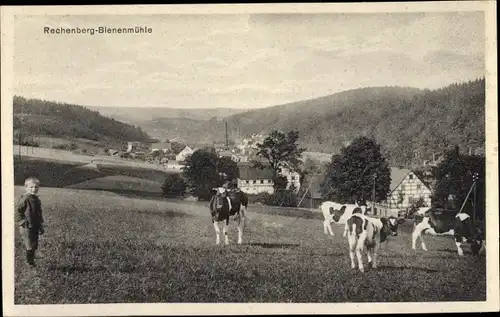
[10,153,487,303]
[13,186,486,304]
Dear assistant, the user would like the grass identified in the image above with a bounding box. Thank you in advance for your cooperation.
[13,186,486,304]
[14,157,174,189]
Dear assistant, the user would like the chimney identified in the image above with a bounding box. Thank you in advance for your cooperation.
[225,121,228,148]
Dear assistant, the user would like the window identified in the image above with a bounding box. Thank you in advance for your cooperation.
[253,180,256,184]
[409,174,414,180]
[400,185,405,192]
[260,180,264,184]
[246,180,249,184]
[291,176,295,180]
[417,184,421,190]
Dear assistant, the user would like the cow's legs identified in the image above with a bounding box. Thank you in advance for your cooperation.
[366,247,373,269]
[237,209,245,244]
[325,220,334,236]
[356,234,366,272]
[356,243,365,273]
[454,235,464,256]
[323,220,329,234]
[412,224,428,251]
[223,218,230,245]
[213,221,221,245]
[372,241,381,269]
[348,234,357,269]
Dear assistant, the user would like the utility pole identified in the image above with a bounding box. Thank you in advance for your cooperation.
[372,172,377,216]
[225,121,228,148]
[473,172,478,226]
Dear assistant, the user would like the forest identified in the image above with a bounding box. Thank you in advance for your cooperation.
[13,96,154,147]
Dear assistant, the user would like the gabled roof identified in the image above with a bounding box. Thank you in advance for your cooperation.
[238,165,274,180]
[389,167,411,192]
[413,168,437,190]
[389,167,434,194]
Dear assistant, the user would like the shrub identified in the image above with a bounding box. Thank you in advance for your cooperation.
[258,189,298,207]
[161,174,187,198]
[18,139,39,147]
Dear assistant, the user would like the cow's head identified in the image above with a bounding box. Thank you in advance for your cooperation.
[330,206,347,222]
[212,187,228,197]
[381,216,405,236]
[212,187,228,210]
[352,206,366,215]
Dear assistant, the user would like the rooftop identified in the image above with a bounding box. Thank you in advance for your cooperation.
[238,165,274,180]
[389,167,411,192]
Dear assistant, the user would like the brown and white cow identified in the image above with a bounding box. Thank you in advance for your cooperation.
[319,201,367,236]
[346,214,401,272]
[412,207,484,256]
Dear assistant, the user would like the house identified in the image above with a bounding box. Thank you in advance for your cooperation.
[164,160,184,172]
[217,150,233,159]
[238,133,266,155]
[151,141,172,153]
[278,165,301,193]
[378,167,434,217]
[127,141,141,153]
[237,164,274,195]
[175,145,195,162]
[107,148,119,156]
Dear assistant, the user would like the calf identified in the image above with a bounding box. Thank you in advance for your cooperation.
[347,214,399,272]
[319,201,367,236]
[412,207,483,256]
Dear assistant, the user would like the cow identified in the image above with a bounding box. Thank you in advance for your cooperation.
[411,207,484,256]
[319,201,367,236]
[347,214,402,272]
[208,187,248,245]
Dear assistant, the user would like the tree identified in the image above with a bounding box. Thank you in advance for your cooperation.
[321,136,391,204]
[253,130,306,189]
[431,145,485,220]
[161,174,186,198]
[181,149,238,200]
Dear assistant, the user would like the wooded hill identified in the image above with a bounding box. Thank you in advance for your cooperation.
[13,96,154,147]
[197,79,485,166]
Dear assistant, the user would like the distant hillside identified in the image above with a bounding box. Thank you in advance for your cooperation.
[135,80,485,166]
[89,106,250,124]
[13,96,153,147]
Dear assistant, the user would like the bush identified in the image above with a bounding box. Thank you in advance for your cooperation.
[161,174,187,198]
[257,189,298,207]
[17,139,39,147]
[52,143,78,151]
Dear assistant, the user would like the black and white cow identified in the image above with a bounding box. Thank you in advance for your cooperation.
[411,207,484,256]
[208,187,248,245]
[346,214,402,272]
[319,201,367,236]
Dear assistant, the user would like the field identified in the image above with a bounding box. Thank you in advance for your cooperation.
[13,186,486,304]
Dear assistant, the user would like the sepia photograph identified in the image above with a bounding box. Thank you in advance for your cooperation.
[1,2,498,316]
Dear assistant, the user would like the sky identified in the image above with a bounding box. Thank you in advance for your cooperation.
[14,11,485,109]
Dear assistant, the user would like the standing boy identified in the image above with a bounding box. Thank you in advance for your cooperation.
[15,177,45,267]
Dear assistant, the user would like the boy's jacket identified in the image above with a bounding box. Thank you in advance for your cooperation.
[15,193,44,230]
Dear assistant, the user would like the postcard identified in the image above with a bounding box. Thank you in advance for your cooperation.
[1,2,498,316]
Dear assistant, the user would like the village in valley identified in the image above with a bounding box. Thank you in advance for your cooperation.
[90,128,466,219]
